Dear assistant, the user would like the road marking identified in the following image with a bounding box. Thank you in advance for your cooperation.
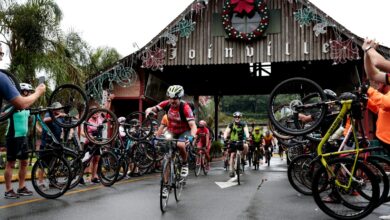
[0,175,159,209]
[215,176,239,188]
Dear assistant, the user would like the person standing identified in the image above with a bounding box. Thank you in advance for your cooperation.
[3,83,35,199]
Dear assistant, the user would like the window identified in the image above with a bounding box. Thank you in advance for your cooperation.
[231,13,261,33]
[249,62,271,77]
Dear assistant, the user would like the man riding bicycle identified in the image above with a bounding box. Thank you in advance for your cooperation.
[194,120,210,169]
[223,112,249,177]
[145,85,197,178]
[250,126,263,166]
[262,130,275,164]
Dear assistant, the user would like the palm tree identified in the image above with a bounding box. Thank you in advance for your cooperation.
[0,0,62,84]
[83,46,121,77]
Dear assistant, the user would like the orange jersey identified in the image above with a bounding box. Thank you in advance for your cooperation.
[367,87,390,144]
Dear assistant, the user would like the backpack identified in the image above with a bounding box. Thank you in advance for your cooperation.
[163,101,195,123]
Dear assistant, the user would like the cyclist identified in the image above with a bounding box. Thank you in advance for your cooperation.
[262,130,275,164]
[4,83,35,199]
[194,120,210,169]
[250,126,263,166]
[223,111,249,177]
[156,114,168,137]
[145,85,197,179]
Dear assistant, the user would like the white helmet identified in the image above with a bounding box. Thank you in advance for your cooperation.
[20,83,34,92]
[118,117,126,124]
[166,85,184,99]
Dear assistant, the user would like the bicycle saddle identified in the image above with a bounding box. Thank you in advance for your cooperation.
[338,92,357,101]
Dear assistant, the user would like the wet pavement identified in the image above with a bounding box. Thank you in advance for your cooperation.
[0,157,389,220]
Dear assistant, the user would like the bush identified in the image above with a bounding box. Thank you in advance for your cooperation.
[210,141,224,159]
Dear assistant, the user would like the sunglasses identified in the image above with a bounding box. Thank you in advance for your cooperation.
[234,116,241,119]
[169,97,179,100]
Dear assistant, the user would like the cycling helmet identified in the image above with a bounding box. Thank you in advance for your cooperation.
[20,83,34,92]
[254,126,261,131]
[166,85,184,99]
[265,130,271,136]
[233,112,242,118]
[118,117,126,124]
[51,102,63,109]
[324,89,337,100]
[199,120,207,127]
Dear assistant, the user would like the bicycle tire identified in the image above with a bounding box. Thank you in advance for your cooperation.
[64,150,84,190]
[174,157,183,201]
[97,150,119,187]
[48,84,88,128]
[0,69,20,122]
[366,156,390,205]
[287,154,315,195]
[84,108,119,145]
[116,158,129,182]
[195,153,201,177]
[268,77,327,136]
[312,157,380,220]
[236,153,241,185]
[125,111,154,141]
[160,158,170,213]
[133,141,155,169]
[203,154,209,175]
[31,154,71,199]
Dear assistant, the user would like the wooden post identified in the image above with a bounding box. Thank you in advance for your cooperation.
[214,95,219,140]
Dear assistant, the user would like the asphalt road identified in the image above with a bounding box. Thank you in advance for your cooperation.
[0,158,389,220]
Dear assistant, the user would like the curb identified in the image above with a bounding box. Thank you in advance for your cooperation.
[0,174,32,184]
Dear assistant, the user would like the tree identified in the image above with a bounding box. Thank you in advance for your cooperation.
[83,46,121,77]
[0,0,63,84]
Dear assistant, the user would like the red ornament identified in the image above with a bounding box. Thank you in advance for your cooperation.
[231,0,255,14]
[330,39,360,64]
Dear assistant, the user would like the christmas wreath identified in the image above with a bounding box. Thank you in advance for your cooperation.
[222,0,269,41]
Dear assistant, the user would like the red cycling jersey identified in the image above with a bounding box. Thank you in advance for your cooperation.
[157,100,194,135]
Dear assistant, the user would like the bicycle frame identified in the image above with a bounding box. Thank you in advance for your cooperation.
[315,100,364,190]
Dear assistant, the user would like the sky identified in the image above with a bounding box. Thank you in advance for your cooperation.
[55,0,390,57]
[1,0,390,69]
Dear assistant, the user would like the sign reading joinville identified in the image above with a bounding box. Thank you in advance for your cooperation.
[167,0,330,61]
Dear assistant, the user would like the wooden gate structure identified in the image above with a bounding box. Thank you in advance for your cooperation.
[85,0,390,138]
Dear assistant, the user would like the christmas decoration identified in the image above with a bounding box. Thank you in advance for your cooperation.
[231,0,255,15]
[313,21,329,36]
[141,47,166,71]
[222,0,269,41]
[171,19,196,38]
[293,7,319,27]
[86,64,137,104]
[192,1,206,14]
[330,39,360,64]
[160,31,178,46]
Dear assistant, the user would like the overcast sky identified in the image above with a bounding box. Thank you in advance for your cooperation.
[2,0,390,69]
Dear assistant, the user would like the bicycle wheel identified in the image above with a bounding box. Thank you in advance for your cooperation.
[97,150,119,186]
[31,154,71,199]
[133,141,154,169]
[174,157,183,201]
[312,158,380,220]
[287,154,315,195]
[48,84,88,128]
[366,156,390,205]
[160,158,170,213]
[125,111,154,141]
[195,153,201,177]
[268,77,327,136]
[84,108,119,145]
[236,154,241,185]
[64,150,84,190]
[203,154,209,175]
[0,69,20,122]
[116,158,129,182]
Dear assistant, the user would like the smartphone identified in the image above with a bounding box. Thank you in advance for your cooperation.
[38,76,45,85]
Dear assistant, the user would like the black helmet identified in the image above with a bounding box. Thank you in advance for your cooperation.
[324,89,337,100]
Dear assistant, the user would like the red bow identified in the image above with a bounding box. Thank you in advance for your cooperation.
[231,0,255,14]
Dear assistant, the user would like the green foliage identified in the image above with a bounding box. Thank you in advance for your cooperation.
[210,140,224,158]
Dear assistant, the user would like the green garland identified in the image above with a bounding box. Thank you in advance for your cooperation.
[221,0,269,41]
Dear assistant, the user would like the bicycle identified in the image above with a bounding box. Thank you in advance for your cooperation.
[28,84,88,199]
[268,77,383,219]
[157,136,186,213]
[225,140,245,185]
[194,147,209,176]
